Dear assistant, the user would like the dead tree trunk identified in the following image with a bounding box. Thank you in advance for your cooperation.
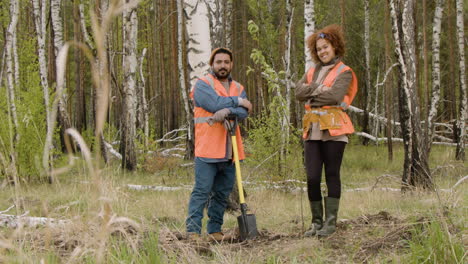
[389,0,433,190]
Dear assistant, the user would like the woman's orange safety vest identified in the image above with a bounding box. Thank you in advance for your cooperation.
[304,61,358,137]
[191,74,246,160]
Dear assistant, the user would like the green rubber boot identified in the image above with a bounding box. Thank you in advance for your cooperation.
[316,197,339,237]
[304,200,323,237]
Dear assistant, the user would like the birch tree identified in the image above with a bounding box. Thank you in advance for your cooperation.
[177,0,194,159]
[185,0,212,85]
[455,0,466,160]
[362,0,371,145]
[205,0,225,48]
[280,0,293,162]
[389,0,432,190]
[51,0,72,152]
[5,0,20,176]
[120,3,138,170]
[304,0,315,70]
[427,0,445,150]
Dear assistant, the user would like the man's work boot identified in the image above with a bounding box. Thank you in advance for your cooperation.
[304,200,323,237]
[316,197,340,237]
[186,232,203,242]
[208,232,233,243]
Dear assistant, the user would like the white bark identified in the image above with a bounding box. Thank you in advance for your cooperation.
[225,0,233,48]
[427,0,445,144]
[137,48,149,148]
[304,0,315,70]
[5,0,20,150]
[32,0,50,125]
[281,0,293,162]
[364,0,372,136]
[455,0,467,160]
[177,0,193,144]
[79,3,95,49]
[121,4,138,170]
[389,0,413,180]
[185,0,212,85]
[205,0,224,48]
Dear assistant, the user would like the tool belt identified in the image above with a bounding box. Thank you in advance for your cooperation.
[302,107,344,138]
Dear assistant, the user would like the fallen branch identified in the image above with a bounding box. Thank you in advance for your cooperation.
[355,132,458,146]
[0,212,69,228]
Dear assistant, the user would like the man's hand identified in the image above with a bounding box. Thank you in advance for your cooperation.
[238,97,252,113]
[207,108,231,126]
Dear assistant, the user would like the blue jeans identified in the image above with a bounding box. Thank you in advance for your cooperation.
[186,158,236,234]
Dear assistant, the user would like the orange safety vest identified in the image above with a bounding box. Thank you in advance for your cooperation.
[190,74,246,160]
[304,61,358,137]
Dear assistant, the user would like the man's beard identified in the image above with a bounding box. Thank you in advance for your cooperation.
[214,68,230,79]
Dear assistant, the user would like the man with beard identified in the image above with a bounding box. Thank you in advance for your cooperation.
[186,47,252,243]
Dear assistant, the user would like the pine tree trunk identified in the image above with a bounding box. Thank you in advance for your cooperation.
[304,0,315,70]
[454,0,467,160]
[389,0,433,190]
[427,0,445,151]
[120,5,138,170]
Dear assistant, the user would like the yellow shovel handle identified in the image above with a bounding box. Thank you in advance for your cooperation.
[231,135,245,204]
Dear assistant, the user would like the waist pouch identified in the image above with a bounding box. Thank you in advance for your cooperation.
[302,108,344,138]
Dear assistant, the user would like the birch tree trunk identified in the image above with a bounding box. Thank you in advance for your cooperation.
[389,0,432,190]
[362,0,371,145]
[455,0,467,160]
[120,4,138,170]
[205,0,225,48]
[51,0,72,154]
[137,48,149,149]
[280,0,293,164]
[5,0,20,176]
[304,0,315,70]
[384,0,394,160]
[427,0,445,151]
[32,0,55,172]
[185,0,212,85]
[177,0,194,159]
[224,0,233,49]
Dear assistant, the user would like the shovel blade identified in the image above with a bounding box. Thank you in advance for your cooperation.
[237,213,258,241]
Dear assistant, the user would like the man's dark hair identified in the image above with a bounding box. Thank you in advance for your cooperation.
[209,47,233,65]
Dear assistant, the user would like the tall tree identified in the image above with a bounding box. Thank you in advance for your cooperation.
[384,0,394,161]
[427,0,445,150]
[120,2,138,170]
[185,0,211,85]
[454,0,466,160]
[5,0,20,177]
[51,0,72,153]
[304,0,315,70]
[389,0,432,190]
[177,0,194,159]
[362,0,371,145]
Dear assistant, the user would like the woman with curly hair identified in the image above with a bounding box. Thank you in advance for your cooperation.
[295,24,358,237]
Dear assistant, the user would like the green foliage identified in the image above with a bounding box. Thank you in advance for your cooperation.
[405,220,465,263]
[108,232,168,263]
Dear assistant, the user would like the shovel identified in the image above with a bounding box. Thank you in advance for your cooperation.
[225,115,258,241]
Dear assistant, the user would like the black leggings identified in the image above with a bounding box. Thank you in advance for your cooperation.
[304,140,346,201]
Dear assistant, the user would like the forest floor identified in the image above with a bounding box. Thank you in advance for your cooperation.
[0,144,466,263]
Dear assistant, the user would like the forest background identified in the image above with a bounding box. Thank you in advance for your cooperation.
[0,0,466,262]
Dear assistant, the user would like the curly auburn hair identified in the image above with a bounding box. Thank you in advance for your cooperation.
[306,24,345,63]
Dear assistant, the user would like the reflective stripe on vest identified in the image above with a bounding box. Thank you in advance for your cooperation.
[303,62,358,137]
[191,74,246,159]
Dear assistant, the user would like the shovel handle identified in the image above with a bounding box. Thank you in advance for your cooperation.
[225,115,246,204]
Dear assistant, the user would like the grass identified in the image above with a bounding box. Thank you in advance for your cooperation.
[0,143,466,263]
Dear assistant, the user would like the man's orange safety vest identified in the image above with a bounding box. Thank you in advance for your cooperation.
[304,61,358,137]
[190,74,246,160]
